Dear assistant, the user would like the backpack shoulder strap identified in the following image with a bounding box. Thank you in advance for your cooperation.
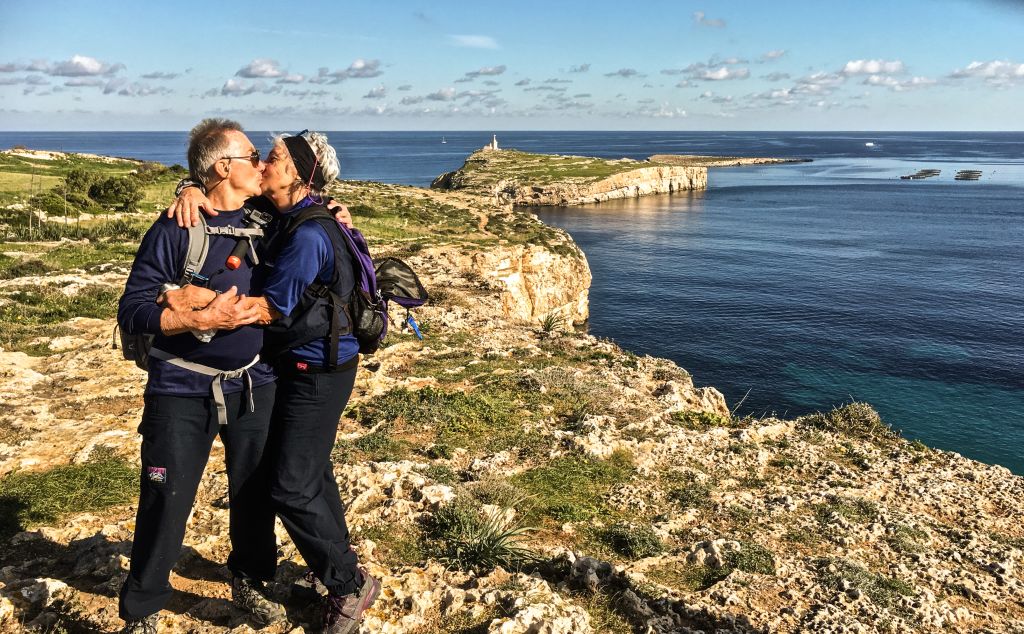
[180,213,209,285]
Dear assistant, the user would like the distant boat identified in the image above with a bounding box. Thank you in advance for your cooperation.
[865,142,875,147]
[441,136,447,144]
[955,169,982,181]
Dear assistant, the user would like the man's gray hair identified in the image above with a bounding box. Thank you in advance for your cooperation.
[188,118,244,185]
[272,130,340,195]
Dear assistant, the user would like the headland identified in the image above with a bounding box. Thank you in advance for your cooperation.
[0,148,1020,633]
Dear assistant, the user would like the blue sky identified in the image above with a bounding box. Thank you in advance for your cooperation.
[1,0,1022,130]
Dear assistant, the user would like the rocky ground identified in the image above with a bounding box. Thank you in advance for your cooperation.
[1,176,1023,633]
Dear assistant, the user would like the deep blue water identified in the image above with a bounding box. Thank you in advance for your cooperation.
[2,131,1022,472]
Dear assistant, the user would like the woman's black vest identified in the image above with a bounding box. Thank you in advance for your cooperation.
[261,205,355,369]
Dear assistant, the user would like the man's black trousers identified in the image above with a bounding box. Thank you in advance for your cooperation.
[268,363,361,596]
[118,384,277,621]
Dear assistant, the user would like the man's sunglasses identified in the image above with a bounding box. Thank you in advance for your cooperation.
[221,150,261,167]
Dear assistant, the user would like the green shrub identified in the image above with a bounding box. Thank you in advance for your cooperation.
[423,499,538,572]
[64,167,98,193]
[799,402,897,442]
[670,410,736,431]
[0,447,138,541]
[668,475,715,510]
[598,522,664,559]
[88,176,143,210]
[814,557,914,609]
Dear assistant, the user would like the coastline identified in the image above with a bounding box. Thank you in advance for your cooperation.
[0,150,1022,632]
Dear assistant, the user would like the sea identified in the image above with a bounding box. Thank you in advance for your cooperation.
[1,131,1022,473]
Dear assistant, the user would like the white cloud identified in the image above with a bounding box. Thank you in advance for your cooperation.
[449,35,499,49]
[363,85,387,99]
[604,68,643,78]
[236,59,285,78]
[763,72,791,82]
[514,78,531,86]
[864,75,937,91]
[700,67,749,81]
[466,65,506,78]
[310,59,383,84]
[762,49,787,61]
[218,78,274,96]
[427,87,457,101]
[141,71,179,80]
[397,84,412,91]
[276,74,305,84]
[344,58,383,78]
[949,60,1024,85]
[841,59,905,75]
[569,63,591,73]
[65,77,105,87]
[49,55,124,77]
[693,11,726,28]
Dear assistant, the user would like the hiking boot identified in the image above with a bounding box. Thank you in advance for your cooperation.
[231,574,287,626]
[120,614,158,634]
[291,569,328,607]
[322,569,381,634]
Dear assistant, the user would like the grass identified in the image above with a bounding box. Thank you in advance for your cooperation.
[647,541,775,592]
[814,557,915,609]
[0,283,120,353]
[813,496,879,526]
[358,522,426,567]
[512,450,634,523]
[596,522,664,559]
[668,475,715,510]
[0,447,138,541]
[669,410,738,431]
[345,386,531,459]
[885,523,929,554]
[422,498,538,573]
[799,402,898,443]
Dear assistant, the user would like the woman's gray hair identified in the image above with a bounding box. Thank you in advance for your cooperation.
[271,130,340,195]
[188,118,243,185]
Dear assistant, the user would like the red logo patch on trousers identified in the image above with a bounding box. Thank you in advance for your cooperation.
[147,467,167,483]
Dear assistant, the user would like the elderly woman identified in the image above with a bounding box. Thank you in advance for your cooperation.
[169,131,378,634]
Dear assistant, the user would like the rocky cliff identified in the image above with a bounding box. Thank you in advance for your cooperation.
[431,149,707,206]
[1,166,1023,634]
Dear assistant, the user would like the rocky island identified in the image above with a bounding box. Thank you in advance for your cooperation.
[431,142,808,206]
[0,148,1022,633]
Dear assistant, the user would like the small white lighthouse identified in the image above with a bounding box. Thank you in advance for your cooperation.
[490,134,499,150]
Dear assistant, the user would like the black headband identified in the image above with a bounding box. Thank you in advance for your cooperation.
[283,134,326,191]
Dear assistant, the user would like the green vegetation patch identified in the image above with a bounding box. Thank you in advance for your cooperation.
[648,541,775,592]
[0,447,138,541]
[512,450,634,523]
[814,557,915,609]
[886,523,929,554]
[813,495,880,526]
[670,410,740,431]
[358,522,426,567]
[422,498,538,573]
[0,283,120,354]
[345,386,530,460]
[668,474,716,510]
[799,402,898,443]
[596,522,664,559]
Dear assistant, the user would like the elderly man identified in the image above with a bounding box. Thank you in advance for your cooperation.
[116,119,285,633]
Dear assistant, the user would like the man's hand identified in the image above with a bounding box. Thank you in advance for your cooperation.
[160,287,258,334]
[166,187,217,228]
[195,287,260,331]
[158,285,218,311]
[326,200,353,229]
